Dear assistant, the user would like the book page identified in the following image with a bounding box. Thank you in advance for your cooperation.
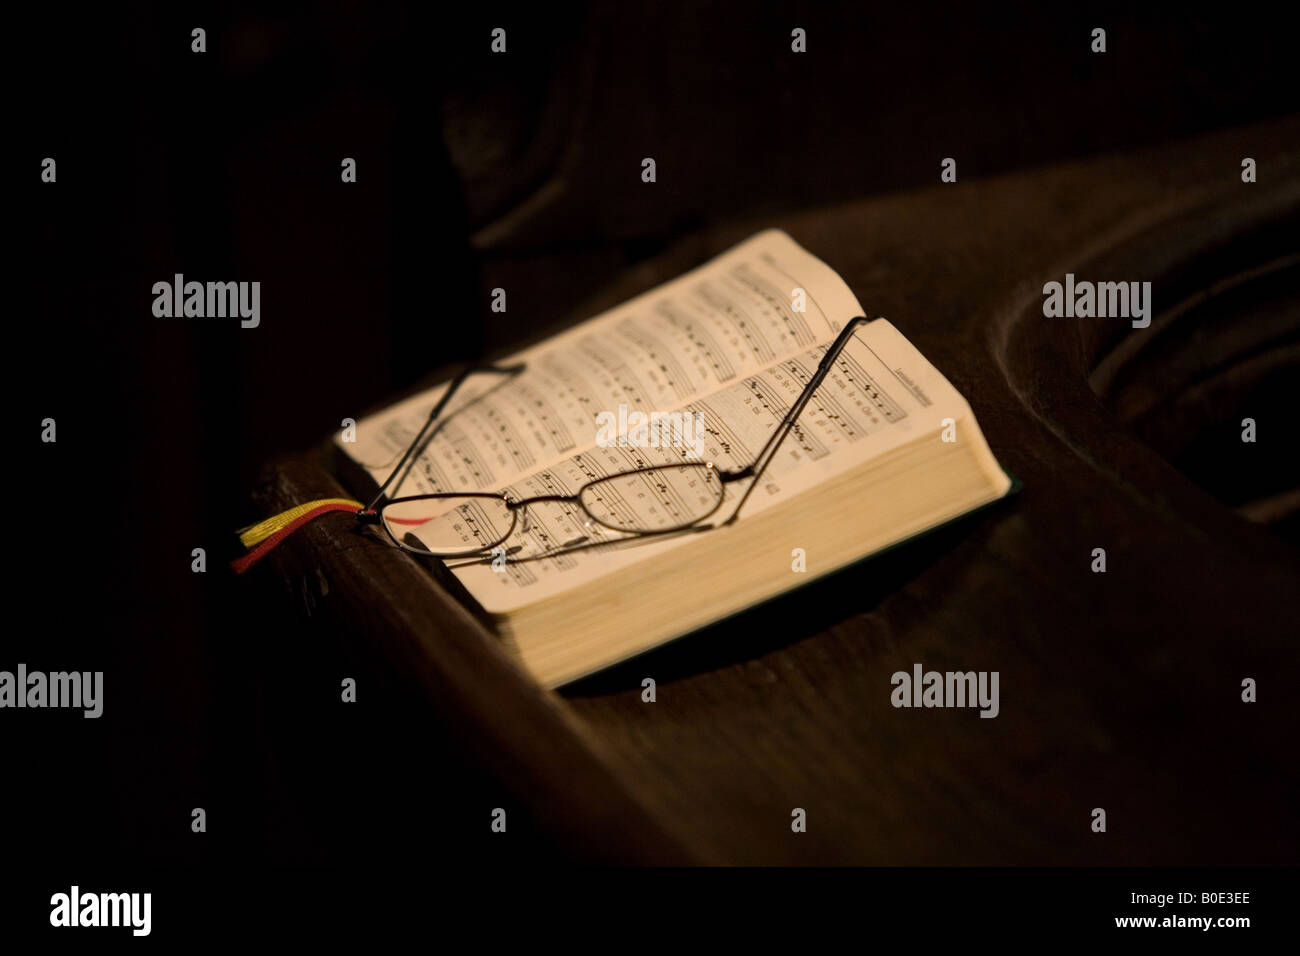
[427,319,972,614]
[340,229,862,497]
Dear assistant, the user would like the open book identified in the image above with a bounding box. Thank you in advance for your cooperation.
[336,230,1012,687]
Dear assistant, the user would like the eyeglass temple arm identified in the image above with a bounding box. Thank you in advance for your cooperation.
[721,316,871,524]
[365,361,526,510]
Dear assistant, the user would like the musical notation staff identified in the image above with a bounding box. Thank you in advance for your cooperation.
[655,300,738,383]
[830,351,908,423]
[615,317,698,402]
[728,264,821,349]
[358,249,889,525]
[576,336,657,410]
[513,380,578,455]
[693,280,778,365]
[479,402,537,476]
[437,422,498,489]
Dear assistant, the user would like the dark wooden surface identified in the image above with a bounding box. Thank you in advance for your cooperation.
[248,117,1300,865]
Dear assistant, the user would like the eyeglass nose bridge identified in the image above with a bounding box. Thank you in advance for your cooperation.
[508,498,532,534]
[504,493,586,535]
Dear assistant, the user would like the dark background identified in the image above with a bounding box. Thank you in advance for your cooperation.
[14,1,1297,867]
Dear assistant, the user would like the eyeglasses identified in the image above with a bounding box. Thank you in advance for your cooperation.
[358,316,873,560]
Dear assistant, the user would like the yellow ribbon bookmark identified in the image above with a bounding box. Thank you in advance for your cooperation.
[237,498,362,548]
